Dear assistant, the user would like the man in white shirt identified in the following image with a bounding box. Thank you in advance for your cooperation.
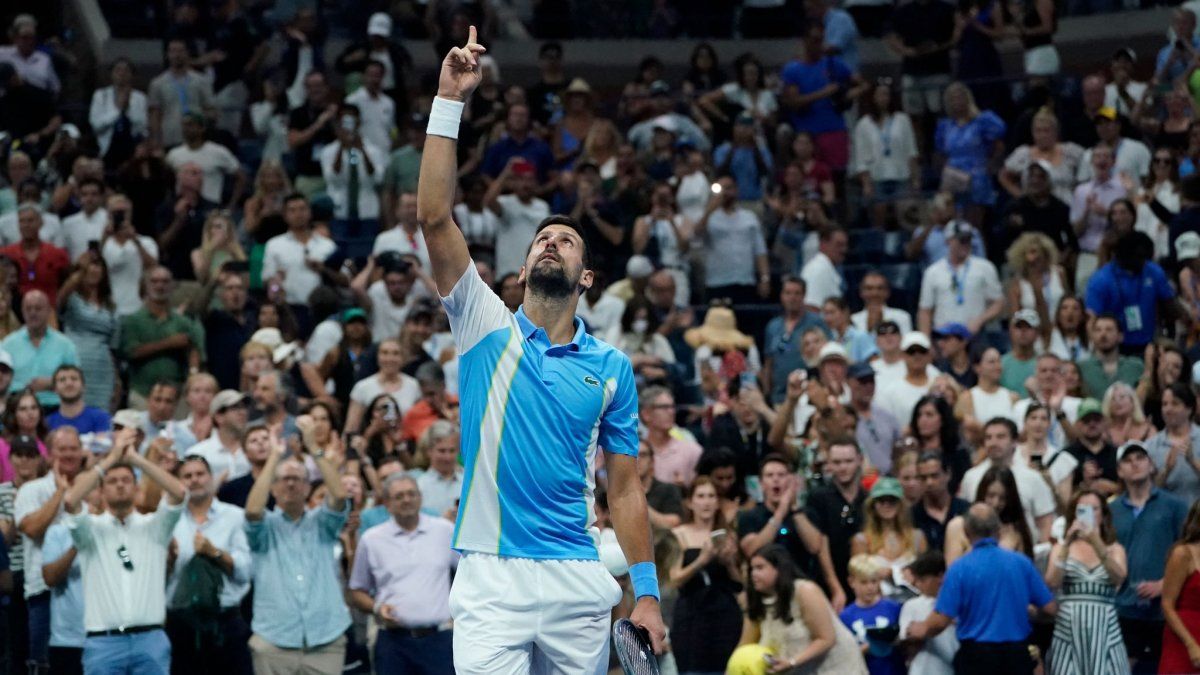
[13,428,88,671]
[696,174,770,305]
[0,183,64,247]
[957,418,1057,543]
[61,177,108,261]
[262,194,343,306]
[345,60,397,154]
[63,428,186,675]
[800,227,848,311]
[851,270,913,334]
[186,390,252,484]
[373,192,431,274]
[0,15,60,95]
[352,253,425,340]
[414,420,464,517]
[483,158,550,277]
[875,331,939,424]
[1076,108,1152,184]
[1104,48,1147,118]
[917,222,1004,335]
[577,271,625,338]
[164,115,245,207]
[321,103,387,260]
[1013,353,1081,448]
[101,194,159,316]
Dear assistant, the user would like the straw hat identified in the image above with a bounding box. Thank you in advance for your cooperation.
[564,77,593,96]
[684,307,754,351]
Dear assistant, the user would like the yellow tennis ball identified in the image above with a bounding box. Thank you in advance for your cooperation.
[726,643,773,675]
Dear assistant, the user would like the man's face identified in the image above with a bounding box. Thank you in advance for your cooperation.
[780,281,805,313]
[51,431,84,475]
[79,184,103,213]
[147,385,179,422]
[182,117,203,144]
[145,268,174,302]
[178,164,203,193]
[1026,166,1050,195]
[17,209,41,242]
[1118,450,1153,484]
[1079,414,1105,441]
[647,272,675,309]
[947,235,970,261]
[918,459,949,497]
[860,275,887,305]
[904,345,931,371]
[643,393,675,432]
[244,429,271,464]
[166,41,189,68]
[935,335,963,358]
[848,375,875,405]
[636,443,655,480]
[253,376,279,411]
[1092,319,1120,351]
[826,444,861,486]
[507,105,530,134]
[759,461,791,505]
[983,423,1014,461]
[825,232,848,265]
[54,369,83,402]
[1011,321,1037,348]
[383,270,414,303]
[220,275,248,311]
[21,293,49,331]
[217,401,249,435]
[397,193,418,226]
[102,467,138,510]
[520,225,591,299]
[1082,76,1105,111]
[820,303,848,331]
[284,198,311,229]
[363,64,384,91]
[1175,9,1196,37]
[1035,357,1061,391]
[180,459,214,499]
[386,479,422,520]
[271,459,310,509]
[428,435,459,474]
[304,74,328,105]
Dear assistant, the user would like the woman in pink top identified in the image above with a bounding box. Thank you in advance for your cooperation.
[0,390,49,481]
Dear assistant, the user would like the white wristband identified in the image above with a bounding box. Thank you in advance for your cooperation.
[427,97,465,140]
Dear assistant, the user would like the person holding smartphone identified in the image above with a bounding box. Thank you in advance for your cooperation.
[1043,489,1129,674]
[320,103,386,261]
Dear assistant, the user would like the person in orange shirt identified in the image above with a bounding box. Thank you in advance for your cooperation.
[401,361,459,443]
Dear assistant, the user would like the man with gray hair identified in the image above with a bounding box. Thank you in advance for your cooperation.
[414,421,462,518]
[908,503,1057,675]
[2,290,77,406]
[349,472,457,674]
[402,362,458,445]
[244,415,350,673]
[250,370,297,440]
[1,206,69,304]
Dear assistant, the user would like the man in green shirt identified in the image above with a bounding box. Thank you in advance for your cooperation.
[119,266,206,407]
[380,114,425,230]
[1078,314,1144,399]
[999,309,1040,397]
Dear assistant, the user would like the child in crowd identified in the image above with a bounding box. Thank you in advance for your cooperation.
[840,554,905,675]
[899,551,958,675]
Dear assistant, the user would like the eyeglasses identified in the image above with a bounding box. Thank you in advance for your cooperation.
[877,326,899,335]
[905,348,929,356]
[1154,156,1174,163]
[117,544,133,571]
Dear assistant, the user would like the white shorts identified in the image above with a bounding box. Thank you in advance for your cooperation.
[449,553,623,675]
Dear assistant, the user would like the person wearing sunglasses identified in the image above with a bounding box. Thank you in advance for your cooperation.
[60,426,187,674]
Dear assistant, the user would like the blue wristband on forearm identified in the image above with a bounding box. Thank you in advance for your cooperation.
[629,562,660,601]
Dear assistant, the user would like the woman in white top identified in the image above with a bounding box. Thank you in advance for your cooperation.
[1006,232,1067,345]
[577,119,622,184]
[852,81,920,228]
[1047,296,1091,363]
[344,338,421,433]
[89,58,149,161]
[955,346,1019,446]
[248,80,290,164]
[698,53,778,127]
[606,298,677,380]
[1016,403,1076,505]
[674,149,712,223]
[998,108,1084,204]
[632,183,693,306]
[1133,147,1180,261]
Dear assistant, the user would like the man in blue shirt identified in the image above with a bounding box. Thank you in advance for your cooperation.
[908,503,1056,675]
[1156,9,1200,86]
[46,366,112,435]
[42,521,84,674]
[417,27,665,673]
[780,22,865,172]
[479,103,554,182]
[763,277,828,404]
[1,291,78,407]
[1085,231,1184,355]
[1110,441,1189,674]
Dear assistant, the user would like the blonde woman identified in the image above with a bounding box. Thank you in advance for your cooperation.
[850,477,926,588]
[1102,381,1156,446]
[577,119,621,184]
[190,211,247,283]
[1006,232,1067,344]
[242,159,291,238]
[999,108,1084,203]
[935,82,1006,227]
[239,341,274,393]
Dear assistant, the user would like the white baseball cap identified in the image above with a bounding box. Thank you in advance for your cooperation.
[817,342,849,364]
[1177,231,1200,262]
[367,12,392,37]
[901,331,932,352]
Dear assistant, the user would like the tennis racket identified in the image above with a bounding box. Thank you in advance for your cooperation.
[612,618,659,675]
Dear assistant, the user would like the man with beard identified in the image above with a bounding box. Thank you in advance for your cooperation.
[186,390,251,484]
[416,27,665,672]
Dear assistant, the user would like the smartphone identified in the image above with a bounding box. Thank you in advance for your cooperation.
[1030,454,1043,469]
[1076,504,1096,531]
[710,528,727,542]
[110,209,127,224]
[87,239,100,253]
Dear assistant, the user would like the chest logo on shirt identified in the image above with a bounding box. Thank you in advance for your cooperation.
[583,375,601,387]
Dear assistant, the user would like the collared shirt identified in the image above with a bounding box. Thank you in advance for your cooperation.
[1144,426,1200,507]
[1084,262,1175,349]
[935,538,1053,642]
[0,46,60,94]
[246,502,351,648]
[1,327,78,406]
[492,194,550,277]
[42,522,84,648]
[800,251,844,307]
[764,311,828,404]
[345,88,397,154]
[415,467,464,516]
[856,405,901,474]
[165,142,242,205]
[918,255,1003,329]
[348,515,458,626]
[1111,487,1188,620]
[167,500,251,609]
[1070,176,1127,253]
[850,306,913,336]
[61,208,108,262]
[1,242,69,306]
[320,140,387,220]
[14,472,66,596]
[651,435,704,486]
[910,221,985,267]
[261,231,339,306]
[185,432,251,483]
[118,308,205,397]
[441,264,640,560]
[67,501,185,632]
[911,497,969,554]
[831,325,878,363]
[1078,355,1145,399]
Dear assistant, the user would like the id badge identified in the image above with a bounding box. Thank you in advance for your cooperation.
[1123,305,1143,332]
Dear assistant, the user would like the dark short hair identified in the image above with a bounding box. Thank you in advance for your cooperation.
[539,41,563,57]
[338,102,361,117]
[531,215,592,270]
[77,177,105,192]
[177,454,212,476]
[826,436,862,455]
[917,451,949,473]
[53,365,84,383]
[983,416,1019,440]
[283,192,309,208]
[758,453,792,475]
[907,549,946,578]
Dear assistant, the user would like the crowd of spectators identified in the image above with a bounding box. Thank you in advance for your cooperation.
[5,1,1200,674]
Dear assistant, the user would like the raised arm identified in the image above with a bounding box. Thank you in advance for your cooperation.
[417,26,487,296]
[245,436,285,521]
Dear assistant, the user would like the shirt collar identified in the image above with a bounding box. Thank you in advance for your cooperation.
[514,306,585,352]
[972,537,998,549]
[388,513,427,535]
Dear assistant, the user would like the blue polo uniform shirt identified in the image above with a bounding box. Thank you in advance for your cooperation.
[1,327,78,407]
[935,538,1053,642]
[1084,261,1175,348]
[1111,487,1188,621]
[779,57,852,135]
[441,263,640,560]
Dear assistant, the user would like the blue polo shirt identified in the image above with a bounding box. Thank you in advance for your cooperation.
[47,407,112,434]
[1111,487,1188,621]
[780,56,852,135]
[441,264,640,560]
[1084,261,1174,348]
[480,135,554,180]
[764,311,828,404]
[1,327,78,407]
[935,538,1053,642]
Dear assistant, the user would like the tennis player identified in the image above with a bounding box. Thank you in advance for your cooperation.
[416,27,667,673]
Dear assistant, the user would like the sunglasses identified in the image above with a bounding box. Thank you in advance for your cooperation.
[117,545,133,571]
[877,326,899,335]
[905,348,930,355]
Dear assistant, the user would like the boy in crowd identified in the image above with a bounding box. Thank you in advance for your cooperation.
[839,554,904,675]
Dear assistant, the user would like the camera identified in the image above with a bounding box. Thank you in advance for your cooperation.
[111,209,127,225]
